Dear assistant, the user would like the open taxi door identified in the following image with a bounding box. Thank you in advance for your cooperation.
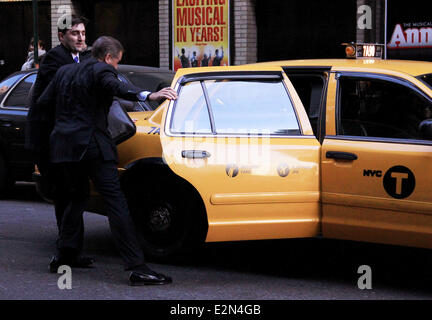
[159,65,322,243]
[321,68,432,249]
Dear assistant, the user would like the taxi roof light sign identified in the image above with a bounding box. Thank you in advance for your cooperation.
[342,43,384,59]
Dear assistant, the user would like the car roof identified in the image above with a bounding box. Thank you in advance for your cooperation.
[118,64,175,75]
[254,59,432,77]
[6,69,37,77]
[5,65,174,78]
[173,65,285,77]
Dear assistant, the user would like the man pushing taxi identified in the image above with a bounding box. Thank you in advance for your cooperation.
[36,36,177,285]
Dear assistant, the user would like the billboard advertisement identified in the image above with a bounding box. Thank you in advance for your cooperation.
[386,2,432,61]
[173,0,230,71]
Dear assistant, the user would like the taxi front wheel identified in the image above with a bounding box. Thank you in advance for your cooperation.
[126,175,208,261]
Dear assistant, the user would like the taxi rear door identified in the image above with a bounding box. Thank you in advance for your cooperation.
[321,69,432,249]
[160,66,321,242]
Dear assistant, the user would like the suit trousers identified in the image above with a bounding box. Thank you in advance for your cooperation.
[36,152,85,252]
[55,139,145,269]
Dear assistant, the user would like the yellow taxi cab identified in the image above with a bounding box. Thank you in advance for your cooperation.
[40,45,432,259]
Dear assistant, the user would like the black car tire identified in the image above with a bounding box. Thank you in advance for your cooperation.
[126,175,207,261]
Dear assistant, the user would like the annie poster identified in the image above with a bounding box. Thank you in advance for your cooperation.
[173,0,230,71]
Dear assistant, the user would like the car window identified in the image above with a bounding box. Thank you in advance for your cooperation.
[418,73,432,89]
[116,99,146,112]
[117,73,159,111]
[171,79,301,136]
[126,72,174,91]
[288,75,325,138]
[3,73,37,108]
[171,81,212,134]
[338,77,432,140]
[0,73,25,101]
[124,72,175,111]
[205,80,300,135]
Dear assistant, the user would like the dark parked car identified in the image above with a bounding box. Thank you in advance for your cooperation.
[0,65,175,196]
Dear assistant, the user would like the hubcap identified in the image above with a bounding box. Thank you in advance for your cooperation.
[148,205,172,232]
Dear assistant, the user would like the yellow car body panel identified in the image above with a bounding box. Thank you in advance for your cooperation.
[160,135,321,242]
[117,110,165,167]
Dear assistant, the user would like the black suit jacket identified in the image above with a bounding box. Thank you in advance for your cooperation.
[25,44,91,153]
[37,58,139,163]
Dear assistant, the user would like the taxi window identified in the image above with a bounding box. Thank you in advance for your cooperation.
[205,80,300,135]
[418,74,432,89]
[338,77,432,140]
[3,73,37,109]
[171,81,212,134]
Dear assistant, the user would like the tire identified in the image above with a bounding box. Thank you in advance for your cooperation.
[126,174,208,260]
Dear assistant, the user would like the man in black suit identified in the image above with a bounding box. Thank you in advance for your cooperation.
[25,16,93,268]
[37,36,176,285]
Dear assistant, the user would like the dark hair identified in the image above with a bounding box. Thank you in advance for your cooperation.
[28,37,45,51]
[58,15,88,34]
[91,36,124,60]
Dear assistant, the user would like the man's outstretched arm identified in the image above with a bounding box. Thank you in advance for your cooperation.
[96,64,177,102]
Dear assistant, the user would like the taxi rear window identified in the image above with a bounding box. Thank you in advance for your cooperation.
[171,79,301,136]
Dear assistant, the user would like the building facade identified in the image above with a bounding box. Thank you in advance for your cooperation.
[47,0,360,69]
[0,0,431,79]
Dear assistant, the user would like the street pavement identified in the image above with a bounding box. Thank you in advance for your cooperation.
[0,182,431,300]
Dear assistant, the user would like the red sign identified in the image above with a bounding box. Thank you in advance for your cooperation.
[388,23,432,49]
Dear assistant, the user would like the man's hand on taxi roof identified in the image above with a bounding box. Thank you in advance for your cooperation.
[148,87,178,101]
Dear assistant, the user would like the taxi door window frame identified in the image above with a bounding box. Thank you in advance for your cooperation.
[166,71,307,138]
[332,72,432,146]
[284,70,329,143]
[169,80,213,135]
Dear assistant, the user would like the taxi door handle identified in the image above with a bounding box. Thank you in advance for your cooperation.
[326,151,358,161]
[181,150,211,159]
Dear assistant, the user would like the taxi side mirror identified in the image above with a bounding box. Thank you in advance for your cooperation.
[418,119,432,140]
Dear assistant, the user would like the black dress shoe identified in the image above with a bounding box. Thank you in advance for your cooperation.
[48,255,95,273]
[49,256,61,273]
[71,256,95,268]
[129,270,172,286]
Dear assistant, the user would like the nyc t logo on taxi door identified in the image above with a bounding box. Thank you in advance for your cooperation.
[364,166,416,199]
[383,166,415,199]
